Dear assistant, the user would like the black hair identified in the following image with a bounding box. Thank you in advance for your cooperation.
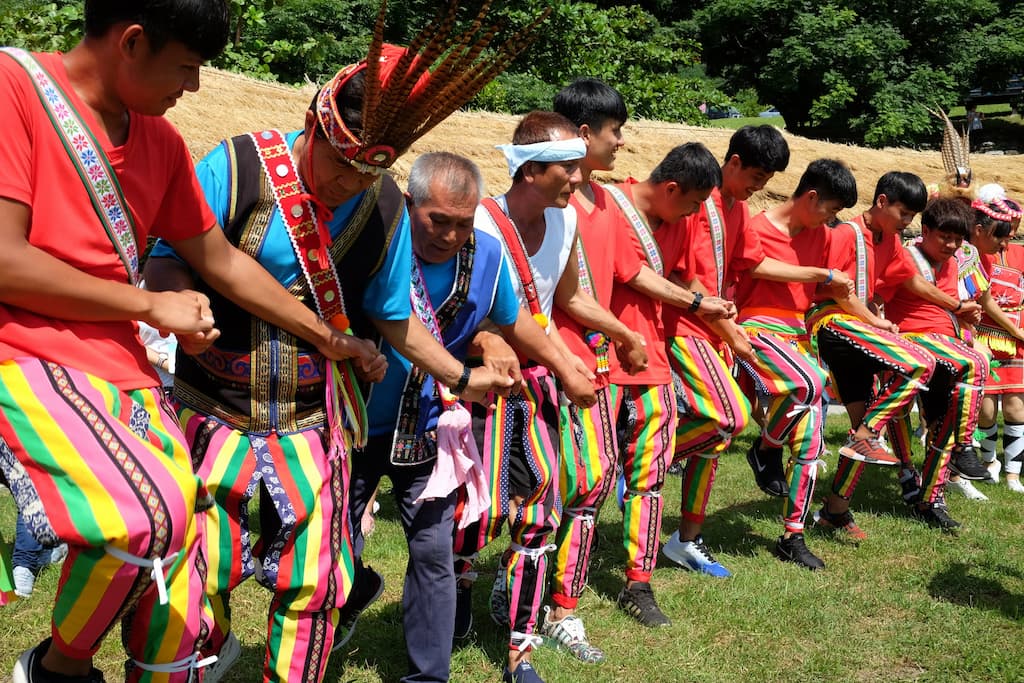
[308,70,366,140]
[921,197,972,238]
[793,158,857,207]
[724,125,790,173]
[976,204,1013,239]
[84,0,229,61]
[649,142,721,193]
[553,78,628,131]
[873,171,927,213]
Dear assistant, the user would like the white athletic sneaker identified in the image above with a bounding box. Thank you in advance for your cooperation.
[985,459,1002,484]
[1007,477,1024,493]
[203,632,242,683]
[12,566,35,598]
[947,478,988,501]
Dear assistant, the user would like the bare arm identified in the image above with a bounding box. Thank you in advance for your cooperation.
[0,197,215,336]
[750,256,831,283]
[498,311,596,407]
[374,316,513,402]
[627,265,734,320]
[901,273,983,318]
[553,251,648,372]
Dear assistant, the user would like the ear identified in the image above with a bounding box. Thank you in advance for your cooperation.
[117,24,147,59]
[303,109,317,136]
[578,123,593,145]
[723,154,743,171]
[875,193,889,210]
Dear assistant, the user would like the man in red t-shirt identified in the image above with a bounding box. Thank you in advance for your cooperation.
[812,172,937,539]
[879,197,990,530]
[732,159,858,571]
[0,4,381,681]
[602,143,733,625]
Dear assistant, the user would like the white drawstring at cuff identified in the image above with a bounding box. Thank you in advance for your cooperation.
[956,382,984,392]
[785,402,820,420]
[105,545,179,605]
[509,542,557,565]
[624,488,662,499]
[132,651,218,674]
[902,375,929,392]
[564,506,596,528]
[511,632,544,653]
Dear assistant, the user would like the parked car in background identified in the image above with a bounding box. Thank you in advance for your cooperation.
[759,106,781,117]
[708,106,742,119]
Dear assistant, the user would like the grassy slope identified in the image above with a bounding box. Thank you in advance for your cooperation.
[3,416,1022,682]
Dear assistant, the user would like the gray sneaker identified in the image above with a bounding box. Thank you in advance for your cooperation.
[202,632,241,683]
[539,606,605,663]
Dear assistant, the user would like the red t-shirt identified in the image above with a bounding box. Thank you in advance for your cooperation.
[735,211,830,321]
[0,52,216,389]
[554,183,642,380]
[824,216,915,303]
[883,245,959,336]
[607,181,672,386]
[663,188,764,339]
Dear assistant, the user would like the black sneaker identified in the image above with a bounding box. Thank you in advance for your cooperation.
[616,581,671,627]
[667,461,684,476]
[774,533,825,571]
[14,638,105,682]
[899,468,921,505]
[746,437,788,497]
[911,501,962,531]
[453,581,473,641]
[333,564,384,651]
[948,445,989,481]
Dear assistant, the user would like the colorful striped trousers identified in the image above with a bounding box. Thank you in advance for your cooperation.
[616,383,676,582]
[832,333,986,504]
[179,408,350,683]
[0,359,209,682]
[738,331,829,533]
[816,315,935,502]
[550,383,621,609]
[668,336,751,525]
[453,366,560,650]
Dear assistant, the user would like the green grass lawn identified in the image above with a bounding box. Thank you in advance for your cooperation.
[3,416,1023,682]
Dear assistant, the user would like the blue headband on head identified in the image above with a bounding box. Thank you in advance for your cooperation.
[496,138,587,177]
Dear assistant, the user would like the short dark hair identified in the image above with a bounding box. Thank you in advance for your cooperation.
[84,0,229,60]
[921,197,972,238]
[975,204,1013,239]
[553,78,628,130]
[649,142,721,193]
[793,158,857,207]
[725,125,790,173]
[874,171,927,213]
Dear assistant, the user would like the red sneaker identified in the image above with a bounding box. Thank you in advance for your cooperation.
[838,432,900,466]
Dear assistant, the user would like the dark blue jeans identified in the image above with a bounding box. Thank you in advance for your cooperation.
[350,434,458,683]
[12,513,48,570]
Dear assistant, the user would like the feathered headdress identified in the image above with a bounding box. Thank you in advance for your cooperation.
[928,106,971,188]
[315,0,550,174]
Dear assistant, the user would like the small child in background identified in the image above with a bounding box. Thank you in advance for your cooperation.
[12,513,67,597]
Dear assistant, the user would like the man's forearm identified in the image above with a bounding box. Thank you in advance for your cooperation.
[374,316,466,387]
[751,257,829,283]
[501,313,576,379]
[628,265,697,310]
[903,273,958,309]
[558,287,635,345]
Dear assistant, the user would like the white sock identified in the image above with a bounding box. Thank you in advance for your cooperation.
[1003,422,1024,475]
[978,424,998,463]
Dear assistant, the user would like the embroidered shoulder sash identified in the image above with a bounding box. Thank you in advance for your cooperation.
[704,196,725,295]
[838,221,868,304]
[604,183,663,274]
[2,48,140,283]
[480,197,549,328]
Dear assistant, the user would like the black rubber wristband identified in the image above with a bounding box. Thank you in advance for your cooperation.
[689,291,703,313]
[451,365,472,395]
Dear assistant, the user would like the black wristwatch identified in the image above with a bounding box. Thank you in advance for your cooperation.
[689,291,704,313]
[451,365,472,395]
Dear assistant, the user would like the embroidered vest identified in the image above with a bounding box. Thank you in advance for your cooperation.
[173,132,404,434]
[381,232,505,464]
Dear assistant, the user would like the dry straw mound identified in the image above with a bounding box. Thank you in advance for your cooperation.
[169,68,1024,216]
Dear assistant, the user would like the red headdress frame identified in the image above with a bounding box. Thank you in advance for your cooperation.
[313,0,550,176]
[972,198,1018,223]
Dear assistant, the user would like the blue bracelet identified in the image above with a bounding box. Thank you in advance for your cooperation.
[824,269,834,285]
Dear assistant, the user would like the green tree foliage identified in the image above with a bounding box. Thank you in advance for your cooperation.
[688,0,1024,146]
[0,0,82,52]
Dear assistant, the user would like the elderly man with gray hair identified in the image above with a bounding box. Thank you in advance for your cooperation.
[345,151,595,683]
